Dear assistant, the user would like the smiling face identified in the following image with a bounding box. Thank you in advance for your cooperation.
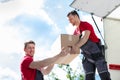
[24,41,35,57]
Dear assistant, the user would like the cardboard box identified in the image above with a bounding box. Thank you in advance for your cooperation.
[51,34,80,64]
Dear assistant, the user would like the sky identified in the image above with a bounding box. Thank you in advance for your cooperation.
[0,0,103,80]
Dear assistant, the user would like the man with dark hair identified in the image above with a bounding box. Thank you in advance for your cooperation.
[67,10,111,80]
[20,40,69,80]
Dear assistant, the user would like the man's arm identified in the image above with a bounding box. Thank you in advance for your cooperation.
[71,30,90,54]
[41,64,54,75]
[76,30,90,47]
[29,47,70,69]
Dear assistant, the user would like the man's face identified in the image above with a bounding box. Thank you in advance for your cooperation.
[24,43,35,56]
[68,14,76,26]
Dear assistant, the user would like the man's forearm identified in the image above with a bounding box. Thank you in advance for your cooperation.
[76,38,87,48]
[29,53,60,69]
[42,64,54,75]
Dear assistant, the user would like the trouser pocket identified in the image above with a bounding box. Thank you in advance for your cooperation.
[91,52,104,60]
[81,39,101,54]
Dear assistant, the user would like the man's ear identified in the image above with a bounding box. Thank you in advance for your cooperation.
[75,15,78,18]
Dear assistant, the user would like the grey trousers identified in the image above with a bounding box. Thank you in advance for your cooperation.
[81,39,111,80]
[82,57,111,80]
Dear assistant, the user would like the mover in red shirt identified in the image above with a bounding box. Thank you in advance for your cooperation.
[67,10,111,80]
[20,40,69,80]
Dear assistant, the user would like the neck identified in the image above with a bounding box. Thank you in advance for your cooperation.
[26,53,33,57]
[75,19,80,28]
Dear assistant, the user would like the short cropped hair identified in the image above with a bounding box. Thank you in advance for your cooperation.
[24,40,35,49]
[67,10,79,18]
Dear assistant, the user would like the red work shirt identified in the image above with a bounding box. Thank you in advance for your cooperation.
[20,55,36,80]
[74,21,99,43]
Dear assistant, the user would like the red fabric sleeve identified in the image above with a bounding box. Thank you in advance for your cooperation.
[22,56,33,68]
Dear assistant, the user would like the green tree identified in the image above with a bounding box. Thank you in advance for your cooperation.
[58,64,84,80]
[47,64,84,80]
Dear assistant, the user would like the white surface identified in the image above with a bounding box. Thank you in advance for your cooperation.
[70,0,120,19]
[104,18,120,80]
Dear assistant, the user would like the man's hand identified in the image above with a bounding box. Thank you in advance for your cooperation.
[59,47,71,57]
[70,45,79,54]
